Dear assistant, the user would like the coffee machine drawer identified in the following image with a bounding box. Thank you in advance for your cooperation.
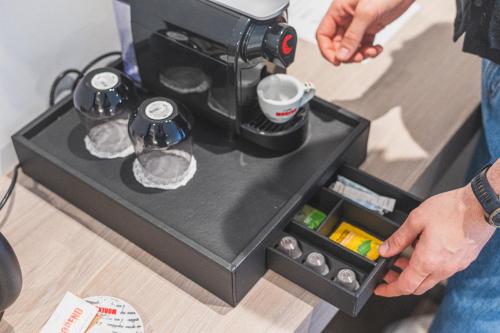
[266,165,421,317]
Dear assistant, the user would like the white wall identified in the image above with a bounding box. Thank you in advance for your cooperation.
[0,0,120,175]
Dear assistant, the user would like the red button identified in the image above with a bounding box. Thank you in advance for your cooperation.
[281,34,294,56]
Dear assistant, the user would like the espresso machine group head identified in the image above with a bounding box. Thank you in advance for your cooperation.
[130,0,309,151]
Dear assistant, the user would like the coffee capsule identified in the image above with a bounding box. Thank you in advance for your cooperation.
[335,269,361,292]
[304,252,329,276]
[278,236,302,260]
[73,67,138,159]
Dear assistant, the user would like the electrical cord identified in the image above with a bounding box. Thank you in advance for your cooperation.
[49,51,122,106]
[0,165,20,211]
[6,53,123,210]
[49,69,81,108]
[2,54,123,211]
[80,51,122,75]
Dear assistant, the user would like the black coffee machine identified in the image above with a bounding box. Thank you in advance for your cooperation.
[130,0,308,152]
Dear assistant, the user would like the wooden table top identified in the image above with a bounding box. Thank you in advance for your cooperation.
[0,0,480,331]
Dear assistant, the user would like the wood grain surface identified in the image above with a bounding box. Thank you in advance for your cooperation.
[0,175,333,332]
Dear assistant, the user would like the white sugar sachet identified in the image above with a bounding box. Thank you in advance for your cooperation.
[40,292,99,333]
[330,176,396,215]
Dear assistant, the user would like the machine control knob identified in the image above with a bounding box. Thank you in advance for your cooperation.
[263,23,297,68]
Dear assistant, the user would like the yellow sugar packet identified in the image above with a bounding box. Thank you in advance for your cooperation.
[330,222,383,261]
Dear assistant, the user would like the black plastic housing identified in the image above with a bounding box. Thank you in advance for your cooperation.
[129,0,306,151]
[12,95,370,308]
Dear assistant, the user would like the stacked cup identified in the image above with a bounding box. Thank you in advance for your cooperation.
[74,67,138,159]
[74,69,196,190]
[129,97,196,190]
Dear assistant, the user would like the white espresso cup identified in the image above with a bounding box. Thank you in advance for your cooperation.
[257,74,316,124]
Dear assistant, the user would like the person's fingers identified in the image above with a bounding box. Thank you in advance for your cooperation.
[413,257,466,295]
[379,213,424,258]
[328,28,382,64]
[360,45,384,60]
[376,242,435,297]
[394,257,410,270]
[360,33,376,47]
[353,34,380,60]
[352,52,365,62]
[412,238,419,249]
[332,26,345,51]
[413,275,440,295]
[382,270,400,284]
[377,233,447,298]
[360,46,378,58]
[373,283,388,296]
[336,7,376,61]
[374,261,430,297]
[316,12,338,63]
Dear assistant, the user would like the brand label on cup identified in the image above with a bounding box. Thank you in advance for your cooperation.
[145,101,174,120]
[91,72,119,91]
[276,108,298,118]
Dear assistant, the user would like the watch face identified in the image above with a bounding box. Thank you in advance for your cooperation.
[491,208,500,227]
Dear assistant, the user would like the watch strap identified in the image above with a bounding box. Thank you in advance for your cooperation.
[471,164,500,226]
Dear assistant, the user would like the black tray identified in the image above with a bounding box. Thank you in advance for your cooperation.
[12,95,370,307]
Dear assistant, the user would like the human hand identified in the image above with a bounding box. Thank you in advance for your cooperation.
[374,182,496,297]
[316,0,415,65]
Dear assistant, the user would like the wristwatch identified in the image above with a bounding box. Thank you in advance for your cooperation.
[471,164,500,228]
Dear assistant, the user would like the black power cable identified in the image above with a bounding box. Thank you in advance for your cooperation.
[2,52,125,211]
[81,51,122,75]
[49,51,122,106]
[0,165,20,211]
[49,69,81,107]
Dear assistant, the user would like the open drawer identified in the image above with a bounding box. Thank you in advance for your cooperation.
[267,165,422,316]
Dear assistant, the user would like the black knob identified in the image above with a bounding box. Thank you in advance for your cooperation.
[263,23,297,68]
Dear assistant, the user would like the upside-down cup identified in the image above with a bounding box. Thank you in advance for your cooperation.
[73,67,138,158]
[128,97,195,190]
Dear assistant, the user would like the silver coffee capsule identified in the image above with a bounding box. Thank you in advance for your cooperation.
[305,252,329,276]
[335,269,361,291]
[278,236,302,260]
